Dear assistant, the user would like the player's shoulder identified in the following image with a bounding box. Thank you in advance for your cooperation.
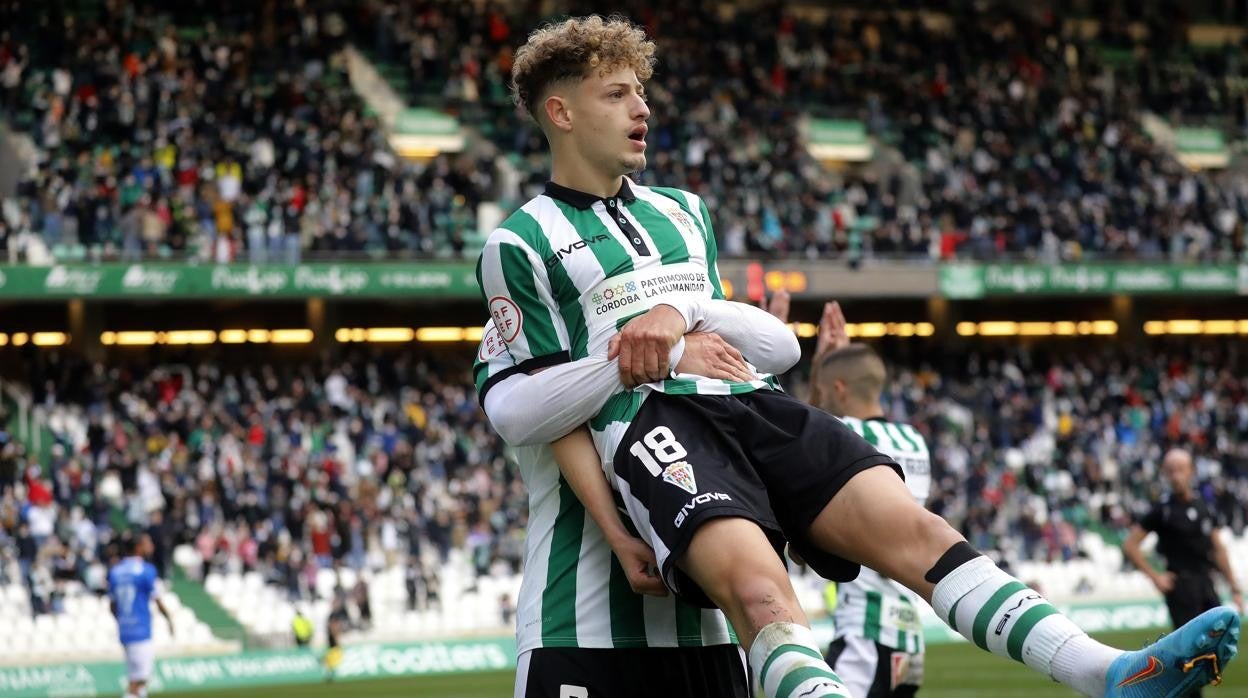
[486,196,562,249]
[638,182,704,211]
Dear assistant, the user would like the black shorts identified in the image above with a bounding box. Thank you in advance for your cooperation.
[613,389,900,606]
[1164,570,1221,627]
[515,645,749,698]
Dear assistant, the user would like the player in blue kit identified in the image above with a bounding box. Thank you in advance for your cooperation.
[108,533,174,698]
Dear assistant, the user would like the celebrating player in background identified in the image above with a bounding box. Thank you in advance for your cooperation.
[108,533,173,698]
[1122,448,1244,696]
[769,294,929,696]
[481,15,1239,698]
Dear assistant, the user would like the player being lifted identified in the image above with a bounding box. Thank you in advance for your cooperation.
[477,306,796,696]
[108,533,174,698]
[478,15,1239,698]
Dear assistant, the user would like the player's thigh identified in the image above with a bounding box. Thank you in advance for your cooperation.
[807,466,963,598]
[613,393,784,606]
[731,392,906,580]
[678,517,803,640]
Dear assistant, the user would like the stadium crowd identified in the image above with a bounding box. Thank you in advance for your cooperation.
[3,1,1248,262]
[0,0,500,264]
[3,337,1248,619]
[0,347,519,619]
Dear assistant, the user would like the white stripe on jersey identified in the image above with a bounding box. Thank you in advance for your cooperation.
[513,444,558,653]
[573,511,613,646]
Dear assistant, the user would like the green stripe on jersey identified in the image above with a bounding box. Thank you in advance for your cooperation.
[502,209,589,359]
[972,581,1027,651]
[551,199,634,279]
[472,362,488,394]
[498,243,563,358]
[649,187,708,236]
[608,556,647,648]
[542,478,585,646]
[696,198,726,299]
[628,197,690,266]
[886,422,920,452]
[864,590,882,642]
[675,601,703,646]
[590,391,642,432]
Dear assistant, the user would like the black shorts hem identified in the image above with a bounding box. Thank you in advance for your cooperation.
[785,457,902,583]
[789,455,901,533]
[661,505,785,608]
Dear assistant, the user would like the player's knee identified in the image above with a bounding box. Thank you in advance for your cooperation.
[900,508,963,560]
[724,569,801,627]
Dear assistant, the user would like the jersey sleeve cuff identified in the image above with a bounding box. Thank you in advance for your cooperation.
[477,350,571,406]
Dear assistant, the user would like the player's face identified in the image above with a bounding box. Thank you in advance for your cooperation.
[572,66,650,176]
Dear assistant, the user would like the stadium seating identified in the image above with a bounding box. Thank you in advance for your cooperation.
[200,546,521,646]
[4,2,1248,262]
[0,563,237,666]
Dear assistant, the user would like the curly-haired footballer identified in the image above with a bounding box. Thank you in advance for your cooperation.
[478,14,1241,698]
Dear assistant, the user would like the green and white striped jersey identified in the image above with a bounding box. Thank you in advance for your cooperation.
[833,416,932,654]
[474,322,737,653]
[476,178,776,468]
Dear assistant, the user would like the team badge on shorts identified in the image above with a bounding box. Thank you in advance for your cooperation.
[662,461,697,494]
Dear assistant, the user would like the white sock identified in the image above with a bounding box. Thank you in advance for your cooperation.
[747,622,850,698]
[930,556,1122,697]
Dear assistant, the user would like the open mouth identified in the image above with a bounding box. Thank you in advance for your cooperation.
[628,125,648,144]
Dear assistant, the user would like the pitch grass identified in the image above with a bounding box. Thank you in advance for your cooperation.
[156,630,1244,697]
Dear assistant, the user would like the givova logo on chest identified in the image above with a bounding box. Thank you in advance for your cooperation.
[544,235,611,269]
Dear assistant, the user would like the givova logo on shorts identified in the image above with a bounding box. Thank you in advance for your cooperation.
[674,492,733,528]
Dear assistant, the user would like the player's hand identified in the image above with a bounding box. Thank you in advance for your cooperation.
[610,305,687,387]
[1152,571,1176,594]
[611,536,668,597]
[761,289,791,324]
[814,301,851,360]
[1232,589,1244,615]
[675,332,753,382]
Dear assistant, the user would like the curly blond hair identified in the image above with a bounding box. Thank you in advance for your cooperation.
[511,15,656,123]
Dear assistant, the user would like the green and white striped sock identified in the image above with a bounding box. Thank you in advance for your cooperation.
[748,622,849,698]
[930,555,1120,695]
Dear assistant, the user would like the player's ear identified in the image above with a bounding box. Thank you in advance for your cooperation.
[544,93,573,133]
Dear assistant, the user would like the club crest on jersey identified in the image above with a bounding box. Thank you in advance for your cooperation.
[662,461,697,494]
[669,209,700,238]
